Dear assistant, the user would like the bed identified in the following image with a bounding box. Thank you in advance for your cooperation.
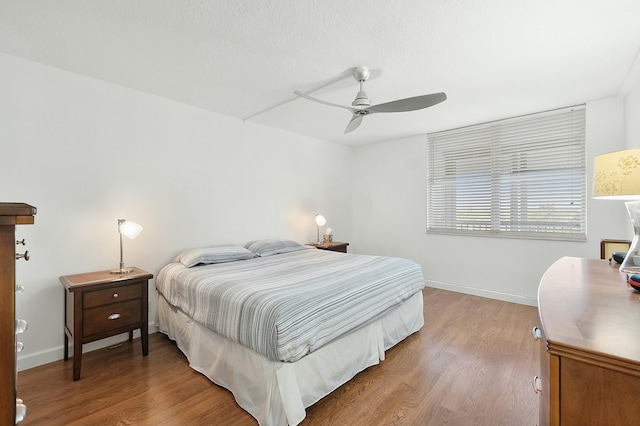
[155,239,425,425]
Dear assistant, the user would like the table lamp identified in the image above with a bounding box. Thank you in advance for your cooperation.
[111,219,143,274]
[593,149,640,273]
[315,214,326,244]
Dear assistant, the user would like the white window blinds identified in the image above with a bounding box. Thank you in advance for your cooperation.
[426,105,586,240]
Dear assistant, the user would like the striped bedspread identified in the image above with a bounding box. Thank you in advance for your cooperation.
[156,248,425,362]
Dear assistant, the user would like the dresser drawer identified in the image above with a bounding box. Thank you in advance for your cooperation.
[83,299,141,337]
[83,283,142,308]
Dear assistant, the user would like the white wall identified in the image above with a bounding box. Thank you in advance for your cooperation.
[4,47,638,371]
[1,53,353,370]
[625,69,640,148]
[351,98,629,306]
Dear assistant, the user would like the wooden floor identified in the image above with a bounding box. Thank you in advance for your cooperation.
[18,288,540,425]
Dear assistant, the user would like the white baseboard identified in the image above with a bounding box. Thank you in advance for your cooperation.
[425,279,538,307]
[18,323,160,372]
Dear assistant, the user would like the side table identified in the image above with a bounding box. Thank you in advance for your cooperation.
[60,267,153,380]
[308,241,349,253]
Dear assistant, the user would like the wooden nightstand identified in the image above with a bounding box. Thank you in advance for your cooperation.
[309,241,349,253]
[60,267,153,380]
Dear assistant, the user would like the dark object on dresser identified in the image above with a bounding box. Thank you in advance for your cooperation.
[628,273,640,291]
[611,251,627,264]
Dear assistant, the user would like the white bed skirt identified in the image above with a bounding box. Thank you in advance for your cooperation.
[156,290,424,426]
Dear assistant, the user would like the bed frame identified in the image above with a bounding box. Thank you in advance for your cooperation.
[156,290,424,425]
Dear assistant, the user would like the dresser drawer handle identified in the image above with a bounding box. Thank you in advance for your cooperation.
[16,398,27,423]
[15,318,28,334]
[108,313,121,321]
[533,376,542,394]
[15,251,30,261]
[531,327,542,340]
[112,293,119,298]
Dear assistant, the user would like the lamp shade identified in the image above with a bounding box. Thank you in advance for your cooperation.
[593,149,640,199]
[315,214,326,227]
[119,220,143,239]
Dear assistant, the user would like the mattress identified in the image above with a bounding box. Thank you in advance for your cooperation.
[156,248,425,362]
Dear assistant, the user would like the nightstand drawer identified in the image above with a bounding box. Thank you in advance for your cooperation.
[84,283,142,308]
[83,299,141,337]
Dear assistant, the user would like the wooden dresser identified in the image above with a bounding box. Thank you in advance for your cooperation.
[0,203,36,425]
[535,257,640,426]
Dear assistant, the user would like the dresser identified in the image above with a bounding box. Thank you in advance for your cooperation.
[60,267,153,380]
[0,203,36,425]
[535,257,640,426]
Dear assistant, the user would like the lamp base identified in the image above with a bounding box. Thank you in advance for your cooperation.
[110,267,134,275]
[620,201,640,274]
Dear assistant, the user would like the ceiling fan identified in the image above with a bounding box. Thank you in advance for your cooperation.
[294,66,446,134]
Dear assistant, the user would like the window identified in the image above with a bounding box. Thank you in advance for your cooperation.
[426,105,586,241]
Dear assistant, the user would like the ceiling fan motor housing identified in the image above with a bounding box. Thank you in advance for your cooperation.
[352,91,371,107]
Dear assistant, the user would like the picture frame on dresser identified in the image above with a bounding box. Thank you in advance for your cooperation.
[600,238,631,261]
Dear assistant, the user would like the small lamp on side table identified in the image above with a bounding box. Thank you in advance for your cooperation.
[111,219,143,274]
[314,214,326,244]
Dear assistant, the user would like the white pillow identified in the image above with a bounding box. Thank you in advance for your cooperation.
[244,239,311,257]
[173,245,257,267]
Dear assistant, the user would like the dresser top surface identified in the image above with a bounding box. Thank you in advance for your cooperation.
[538,256,640,364]
[0,202,36,224]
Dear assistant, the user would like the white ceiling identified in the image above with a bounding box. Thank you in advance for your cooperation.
[1,1,639,146]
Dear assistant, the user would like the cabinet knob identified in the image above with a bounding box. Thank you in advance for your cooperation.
[16,284,25,294]
[533,376,543,394]
[16,398,27,423]
[16,238,26,246]
[108,313,121,321]
[15,318,28,334]
[531,326,542,340]
[16,251,30,261]
[112,293,119,298]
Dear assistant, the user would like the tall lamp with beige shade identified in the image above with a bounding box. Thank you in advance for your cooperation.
[593,148,640,273]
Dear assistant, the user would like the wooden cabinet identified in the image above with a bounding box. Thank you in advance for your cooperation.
[308,241,349,253]
[0,203,36,425]
[536,257,640,426]
[60,268,153,380]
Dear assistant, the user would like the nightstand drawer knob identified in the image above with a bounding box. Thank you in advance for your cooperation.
[108,313,121,321]
[112,293,119,298]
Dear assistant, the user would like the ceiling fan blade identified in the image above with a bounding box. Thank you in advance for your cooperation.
[367,92,447,114]
[344,115,363,133]
[294,91,355,112]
